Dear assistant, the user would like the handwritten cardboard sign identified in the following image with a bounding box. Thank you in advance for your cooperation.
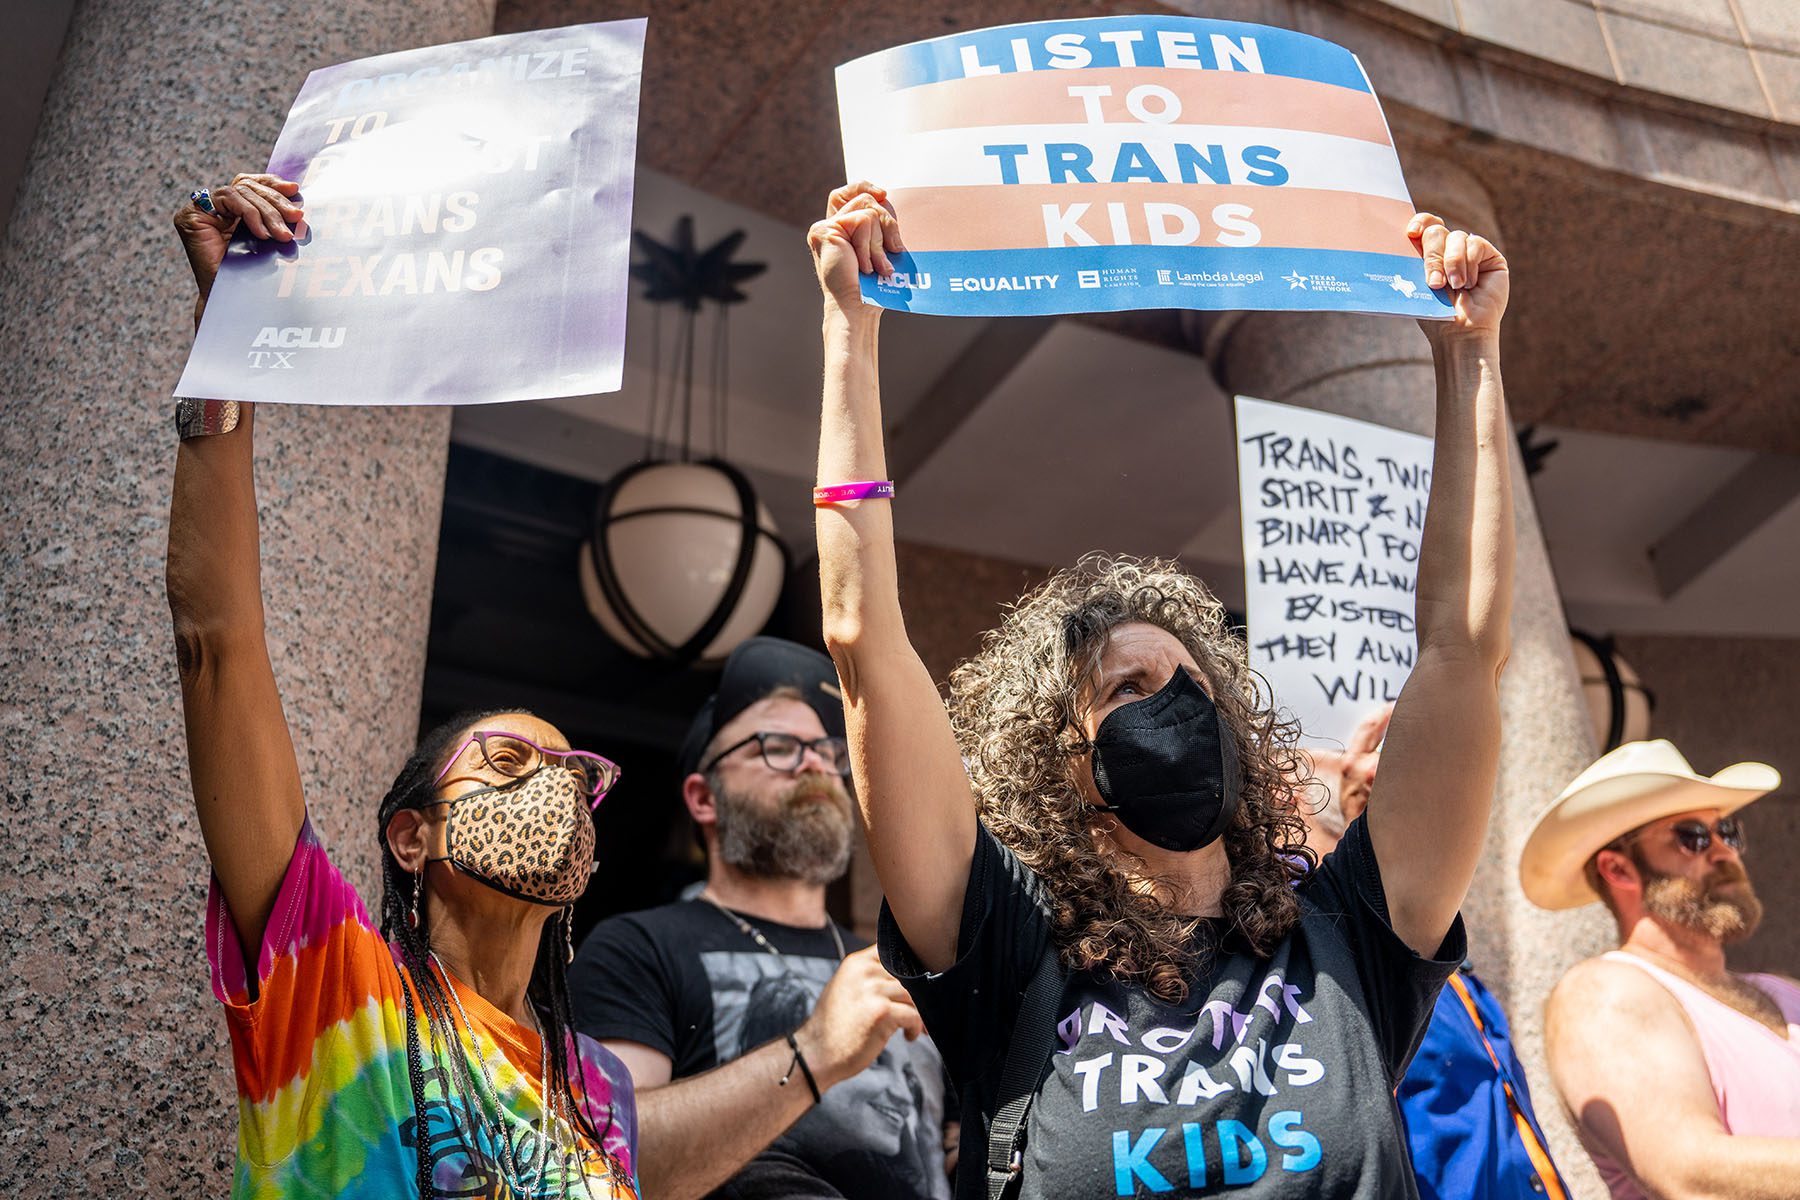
[175,20,645,406]
[836,15,1449,320]
[1234,395,1434,747]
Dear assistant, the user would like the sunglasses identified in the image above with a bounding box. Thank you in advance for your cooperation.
[432,731,622,809]
[1616,815,1747,858]
[700,731,851,777]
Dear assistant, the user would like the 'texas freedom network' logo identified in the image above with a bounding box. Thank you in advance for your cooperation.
[1281,271,1351,294]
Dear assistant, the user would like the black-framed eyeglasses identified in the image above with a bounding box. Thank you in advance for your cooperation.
[1615,816,1747,858]
[701,731,851,777]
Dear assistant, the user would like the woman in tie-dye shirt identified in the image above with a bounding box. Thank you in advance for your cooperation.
[169,174,639,1199]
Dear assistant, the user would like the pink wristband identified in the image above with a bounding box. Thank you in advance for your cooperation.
[813,480,895,506]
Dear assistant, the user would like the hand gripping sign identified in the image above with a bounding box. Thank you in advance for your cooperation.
[175,20,645,406]
[1234,395,1435,748]
[837,16,1449,320]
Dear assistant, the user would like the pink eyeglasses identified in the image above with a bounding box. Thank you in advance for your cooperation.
[432,731,622,809]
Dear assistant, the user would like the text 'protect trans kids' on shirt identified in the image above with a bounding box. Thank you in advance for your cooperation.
[881,815,1462,1200]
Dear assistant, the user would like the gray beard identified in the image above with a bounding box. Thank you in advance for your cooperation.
[714,775,854,885]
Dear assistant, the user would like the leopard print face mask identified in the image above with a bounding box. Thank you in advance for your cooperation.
[433,765,597,905]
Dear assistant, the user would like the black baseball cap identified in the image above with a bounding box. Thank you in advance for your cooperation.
[677,637,846,778]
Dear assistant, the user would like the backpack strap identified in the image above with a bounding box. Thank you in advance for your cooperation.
[985,941,1067,1200]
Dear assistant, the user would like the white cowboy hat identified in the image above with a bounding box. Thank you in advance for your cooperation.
[1519,739,1780,911]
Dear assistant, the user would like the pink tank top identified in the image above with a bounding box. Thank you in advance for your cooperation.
[1593,951,1800,1199]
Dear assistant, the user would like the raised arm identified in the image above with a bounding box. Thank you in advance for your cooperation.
[166,175,309,952]
[1547,959,1800,1198]
[809,183,977,971]
[1362,214,1514,957]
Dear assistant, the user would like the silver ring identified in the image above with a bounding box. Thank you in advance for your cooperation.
[190,188,215,215]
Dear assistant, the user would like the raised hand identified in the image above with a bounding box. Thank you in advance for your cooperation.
[808,181,904,315]
[1306,702,1393,826]
[172,173,302,301]
[793,945,924,1091]
[1408,212,1507,342]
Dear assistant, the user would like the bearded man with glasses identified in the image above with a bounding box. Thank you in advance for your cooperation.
[568,637,954,1200]
[1524,739,1800,1199]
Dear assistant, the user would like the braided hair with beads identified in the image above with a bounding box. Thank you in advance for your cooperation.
[376,709,630,1198]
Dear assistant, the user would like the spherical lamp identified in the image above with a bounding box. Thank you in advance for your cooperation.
[580,459,788,666]
[1569,630,1654,753]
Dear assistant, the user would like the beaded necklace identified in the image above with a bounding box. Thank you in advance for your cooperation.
[701,892,847,964]
[430,953,600,1200]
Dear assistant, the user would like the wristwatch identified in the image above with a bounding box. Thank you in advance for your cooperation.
[174,398,240,440]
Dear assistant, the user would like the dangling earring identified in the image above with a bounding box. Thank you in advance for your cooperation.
[563,906,575,964]
[409,867,424,930]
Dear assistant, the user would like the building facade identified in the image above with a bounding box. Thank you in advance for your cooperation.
[1,0,1795,1194]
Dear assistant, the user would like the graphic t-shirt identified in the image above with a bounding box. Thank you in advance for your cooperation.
[207,818,640,1199]
[570,899,953,1200]
[880,816,1463,1200]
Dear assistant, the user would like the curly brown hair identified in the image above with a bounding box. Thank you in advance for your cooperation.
[946,553,1317,1004]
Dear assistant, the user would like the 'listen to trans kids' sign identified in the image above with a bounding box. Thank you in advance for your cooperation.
[1235,396,1435,748]
[175,20,645,407]
[838,16,1451,320]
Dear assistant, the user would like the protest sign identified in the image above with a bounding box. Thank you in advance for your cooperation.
[836,15,1448,321]
[175,20,645,406]
[1234,395,1434,747]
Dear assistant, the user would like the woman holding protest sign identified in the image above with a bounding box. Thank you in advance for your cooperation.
[808,180,1513,1199]
[167,176,639,1200]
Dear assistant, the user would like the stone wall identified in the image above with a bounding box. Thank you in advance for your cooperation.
[0,1,495,1193]
[1359,0,1800,120]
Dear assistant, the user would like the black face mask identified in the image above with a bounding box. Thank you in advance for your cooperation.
[1089,669,1242,853]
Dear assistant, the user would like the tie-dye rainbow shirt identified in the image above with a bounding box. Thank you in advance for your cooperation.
[207,817,639,1199]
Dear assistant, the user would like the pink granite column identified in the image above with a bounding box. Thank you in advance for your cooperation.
[1197,155,1612,1197]
[0,1,494,1192]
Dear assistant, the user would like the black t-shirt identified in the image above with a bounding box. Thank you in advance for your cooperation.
[570,899,953,1200]
[879,816,1464,1200]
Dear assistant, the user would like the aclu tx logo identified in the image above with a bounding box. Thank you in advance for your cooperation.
[247,326,347,369]
[877,271,932,291]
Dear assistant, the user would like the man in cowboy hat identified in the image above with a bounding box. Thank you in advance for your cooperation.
[1526,739,1800,1199]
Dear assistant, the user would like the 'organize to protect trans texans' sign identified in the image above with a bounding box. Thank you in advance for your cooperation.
[175,20,645,406]
[1235,396,1435,748]
[837,16,1450,320]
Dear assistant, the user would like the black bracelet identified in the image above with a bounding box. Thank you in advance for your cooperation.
[781,1031,823,1105]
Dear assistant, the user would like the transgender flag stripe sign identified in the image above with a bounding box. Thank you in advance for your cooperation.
[836,16,1452,319]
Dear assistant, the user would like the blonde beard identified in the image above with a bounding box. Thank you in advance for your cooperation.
[1641,863,1764,944]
